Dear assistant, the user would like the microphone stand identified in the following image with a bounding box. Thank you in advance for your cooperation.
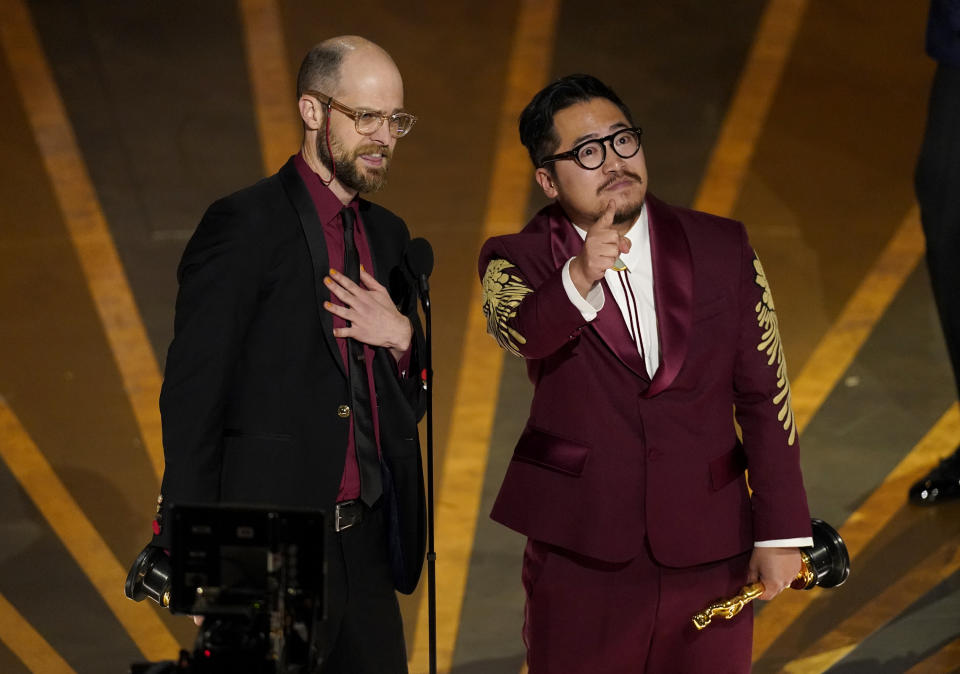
[417,274,437,674]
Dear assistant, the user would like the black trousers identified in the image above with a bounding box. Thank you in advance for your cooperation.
[916,62,960,402]
[317,503,408,673]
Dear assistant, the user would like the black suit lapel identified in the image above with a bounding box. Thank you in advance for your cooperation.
[278,158,346,377]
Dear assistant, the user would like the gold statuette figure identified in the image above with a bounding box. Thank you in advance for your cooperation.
[692,582,763,630]
[691,517,852,632]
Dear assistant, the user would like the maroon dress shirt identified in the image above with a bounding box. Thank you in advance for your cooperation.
[294,153,410,502]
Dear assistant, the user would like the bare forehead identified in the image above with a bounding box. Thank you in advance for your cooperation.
[334,48,404,110]
[552,98,630,146]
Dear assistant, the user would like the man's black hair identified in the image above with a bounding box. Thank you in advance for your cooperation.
[518,74,634,169]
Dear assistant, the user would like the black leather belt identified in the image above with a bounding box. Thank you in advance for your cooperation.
[334,500,364,532]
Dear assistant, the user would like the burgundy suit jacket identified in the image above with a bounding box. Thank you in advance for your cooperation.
[478,194,811,567]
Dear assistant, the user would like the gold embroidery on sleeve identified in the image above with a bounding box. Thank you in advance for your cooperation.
[482,259,533,357]
[753,255,797,446]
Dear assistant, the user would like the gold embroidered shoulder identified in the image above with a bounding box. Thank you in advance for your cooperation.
[753,255,797,446]
[482,259,533,357]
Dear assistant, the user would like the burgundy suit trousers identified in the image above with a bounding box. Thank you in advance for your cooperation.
[522,539,753,673]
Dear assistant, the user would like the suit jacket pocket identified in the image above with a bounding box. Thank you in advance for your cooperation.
[513,425,590,477]
[693,294,729,323]
[709,443,747,490]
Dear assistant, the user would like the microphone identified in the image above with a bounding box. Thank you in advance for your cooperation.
[404,235,438,674]
[405,237,434,297]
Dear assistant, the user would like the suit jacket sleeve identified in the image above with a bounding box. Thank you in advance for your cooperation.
[153,198,265,548]
[479,237,590,360]
[731,226,811,542]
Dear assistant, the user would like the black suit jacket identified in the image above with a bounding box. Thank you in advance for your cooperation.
[154,157,427,593]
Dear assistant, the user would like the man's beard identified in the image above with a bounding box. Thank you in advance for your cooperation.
[317,133,391,194]
[596,169,645,226]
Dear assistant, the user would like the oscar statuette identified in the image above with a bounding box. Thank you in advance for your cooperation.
[692,518,850,630]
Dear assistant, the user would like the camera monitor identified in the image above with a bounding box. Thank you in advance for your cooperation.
[168,504,324,617]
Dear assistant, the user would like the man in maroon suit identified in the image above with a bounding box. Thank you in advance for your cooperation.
[478,75,813,672]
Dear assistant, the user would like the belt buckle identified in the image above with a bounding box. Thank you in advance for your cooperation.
[334,500,357,532]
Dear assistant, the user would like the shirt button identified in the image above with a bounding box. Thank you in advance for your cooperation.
[648,448,662,461]
[337,405,351,418]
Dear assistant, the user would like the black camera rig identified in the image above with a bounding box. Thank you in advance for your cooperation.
[125,505,325,674]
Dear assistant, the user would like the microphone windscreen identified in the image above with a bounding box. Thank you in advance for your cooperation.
[406,237,434,279]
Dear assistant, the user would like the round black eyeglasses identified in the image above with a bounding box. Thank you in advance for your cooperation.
[540,127,643,170]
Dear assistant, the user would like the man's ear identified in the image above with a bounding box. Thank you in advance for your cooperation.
[535,167,559,199]
[299,95,324,131]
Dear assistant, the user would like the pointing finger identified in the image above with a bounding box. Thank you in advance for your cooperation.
[594,200,617,231]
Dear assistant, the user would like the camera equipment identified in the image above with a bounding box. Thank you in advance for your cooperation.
[126,544,173,608]
[126,504,325,673]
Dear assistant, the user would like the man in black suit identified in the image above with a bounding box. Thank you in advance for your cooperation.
[151,36,426,672]
[910,0,960,505]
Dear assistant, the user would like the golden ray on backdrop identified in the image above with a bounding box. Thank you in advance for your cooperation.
[905,635,960,673]
[0,0,181,661]
[0,591,75,674]
[238,0,301,176]
[0,0,164,482]
[0,398,181,662]
[781,536,960,672]
[692,0,810,217]
[754,403,960,662]
[788,206,925,432]
[408,1,561,671]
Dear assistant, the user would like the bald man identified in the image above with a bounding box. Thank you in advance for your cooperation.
[151,37,426,672]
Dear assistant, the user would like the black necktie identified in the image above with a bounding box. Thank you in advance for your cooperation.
[341,207,382,506]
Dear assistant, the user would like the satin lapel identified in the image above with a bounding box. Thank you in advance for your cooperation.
[644,195,693,397]
[278,159,346,377]
[547,205,649,381]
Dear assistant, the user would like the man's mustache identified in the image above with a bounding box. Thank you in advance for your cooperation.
[597,170,643,194]
[354,144,392,160]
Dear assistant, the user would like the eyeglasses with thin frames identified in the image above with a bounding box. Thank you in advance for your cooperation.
[540,127,643,170]
[304,90,418,139]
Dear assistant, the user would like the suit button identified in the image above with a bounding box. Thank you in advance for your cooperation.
[337,405,351,418]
